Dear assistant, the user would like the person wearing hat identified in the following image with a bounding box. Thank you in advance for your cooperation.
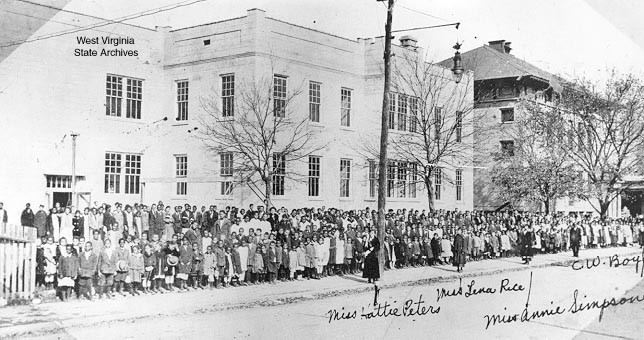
[164,241,180,291]
[114,238,131,296]
[97,238,118,299]
[453,228,467,273]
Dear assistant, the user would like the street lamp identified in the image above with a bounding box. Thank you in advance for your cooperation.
[451,42,464,84]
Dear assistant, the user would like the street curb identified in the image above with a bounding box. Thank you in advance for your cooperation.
[1,249,642,339]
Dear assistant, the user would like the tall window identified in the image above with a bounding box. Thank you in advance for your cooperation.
[500,140,515,156]
[340,159,351,197]
[397,162,407,198]
[341,88,352,127]
[409,163,417,198]
[308,156,321,197]
[434,168,442,200]
[273,75,287,117]
[409,97,418,133]
[455,110,463,142]
[456,168,463,201]
[369,160,377,198]
[220,152,233,196]
[221,74,235,117]
[387,161,396,198]
[124,154,141,194]
[106,75,122,117]
[388,93,396,129]
[105,152,140,194]
[175,155,187,196]
[272,154,286,196]
[501,108,514,122]
[309,81,321,122]
[434,107,442,141]
[104,153,122,193]
[126,78,142,119]
[176,80,189,121]
[397,94,407,131]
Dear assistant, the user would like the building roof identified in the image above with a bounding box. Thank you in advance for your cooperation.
[440,43,563,91]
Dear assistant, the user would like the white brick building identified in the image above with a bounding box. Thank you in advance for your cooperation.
[0,8,473,223]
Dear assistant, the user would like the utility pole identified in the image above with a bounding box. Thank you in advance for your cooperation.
[71,132,79,209]
[377,0,394,278]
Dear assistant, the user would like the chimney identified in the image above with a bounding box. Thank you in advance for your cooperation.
[488,40,512,54]
[399,35,418,50]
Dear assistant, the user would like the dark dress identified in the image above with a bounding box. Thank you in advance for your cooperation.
[362,237,380,280]
[452,234,466,267]
[520,229,536,259]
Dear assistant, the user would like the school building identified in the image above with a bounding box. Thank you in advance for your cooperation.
[0,8,474,224]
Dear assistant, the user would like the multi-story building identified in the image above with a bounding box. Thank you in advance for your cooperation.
[448,40,623,216]
[0,8,473,223]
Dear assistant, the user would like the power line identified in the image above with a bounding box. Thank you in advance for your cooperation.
[0,0,207,48]
[2,9,133,40]
[397,3,450,22]
[391,22,459,34]
[15,0,147,29]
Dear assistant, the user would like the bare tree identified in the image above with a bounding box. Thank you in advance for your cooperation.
[525,72,644,217]
[198,73,325,208]
[490,98,584,213]
[362,52,476,211]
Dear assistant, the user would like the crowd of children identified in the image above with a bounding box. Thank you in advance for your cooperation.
[32,201,644,301]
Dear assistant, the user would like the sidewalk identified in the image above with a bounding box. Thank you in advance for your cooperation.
[1,246,642,338]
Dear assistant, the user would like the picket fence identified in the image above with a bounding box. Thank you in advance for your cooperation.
[0,224,37,301]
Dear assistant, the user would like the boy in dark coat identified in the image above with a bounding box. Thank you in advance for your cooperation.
[78,242,98,300]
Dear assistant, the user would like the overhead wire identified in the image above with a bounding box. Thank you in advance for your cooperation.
[0,0,207,48]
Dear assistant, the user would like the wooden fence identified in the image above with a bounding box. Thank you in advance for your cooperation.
[0,224,37,301]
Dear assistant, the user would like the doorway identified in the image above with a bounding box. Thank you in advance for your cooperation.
[53,192,72,208]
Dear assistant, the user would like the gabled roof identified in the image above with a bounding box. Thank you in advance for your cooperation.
[440,44,563,91]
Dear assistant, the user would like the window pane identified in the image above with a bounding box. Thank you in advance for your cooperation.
[222,74,235,117]
[274,75,287,118]
[177,80,189,121]
[341,88,351,127]
[309,82,321,122]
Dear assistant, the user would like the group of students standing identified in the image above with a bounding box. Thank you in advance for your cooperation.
[27,201,644,302]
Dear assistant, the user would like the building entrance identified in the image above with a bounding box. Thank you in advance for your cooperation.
[53,192,72,209]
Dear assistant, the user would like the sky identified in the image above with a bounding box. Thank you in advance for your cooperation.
[17,0,644,82]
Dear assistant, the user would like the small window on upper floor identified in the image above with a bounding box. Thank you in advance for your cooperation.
[501,108,514,122]
[203,39,211,46]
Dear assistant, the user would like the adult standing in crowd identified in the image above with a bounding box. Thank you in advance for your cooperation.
[520,224,536,265]
[21,203,34,227]
[453,228,466,272]
[34,204,48,238]
[570,223,583,257]
[363,236,380,284]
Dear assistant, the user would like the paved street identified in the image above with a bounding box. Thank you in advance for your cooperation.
[2,246,642,340]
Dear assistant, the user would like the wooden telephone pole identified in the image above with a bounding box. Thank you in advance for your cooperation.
[376,0,394,278]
